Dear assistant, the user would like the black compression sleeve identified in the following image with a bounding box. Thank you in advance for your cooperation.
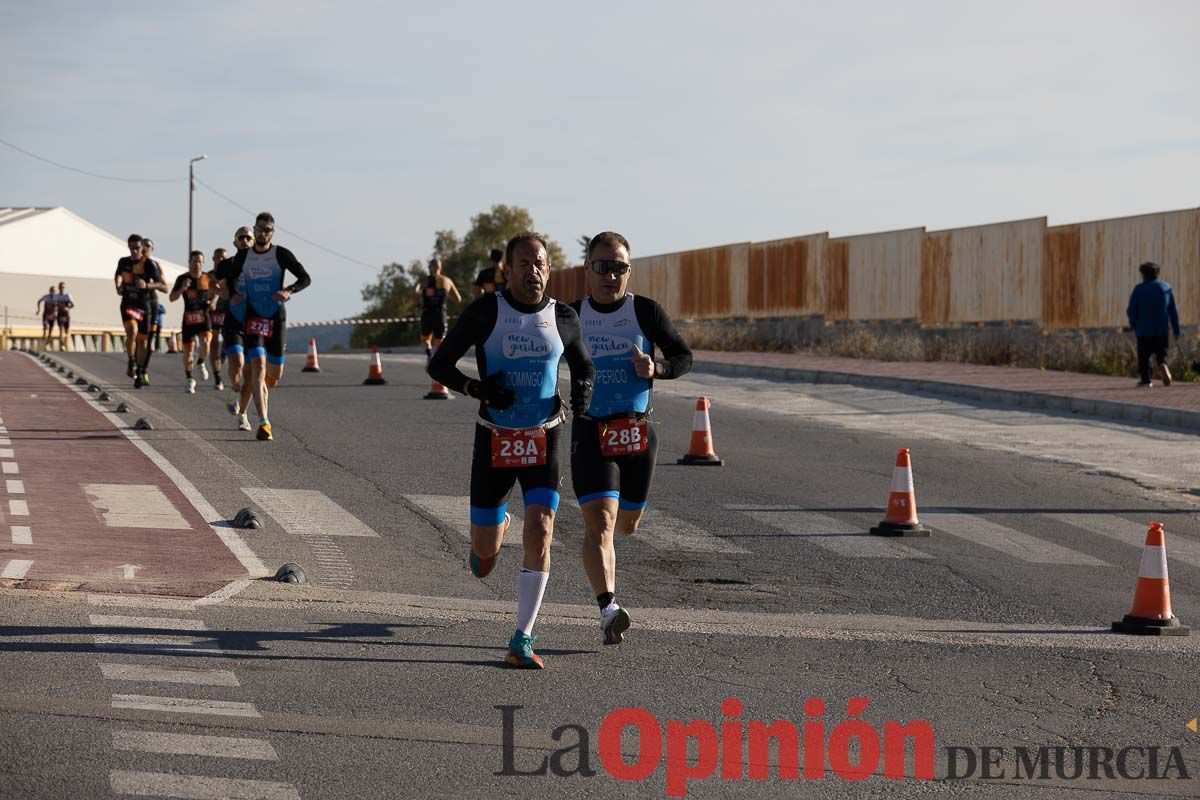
[428,296,497,395]
[278,247,312,293]
[556,303,595,411]
[634,296,692,379]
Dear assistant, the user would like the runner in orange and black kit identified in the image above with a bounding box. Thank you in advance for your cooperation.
[113,234,166,387]
[208,247,230,391]
[415,257,461,361]
[169,250,213,395]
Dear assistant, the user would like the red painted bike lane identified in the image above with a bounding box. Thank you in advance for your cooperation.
[0,350,258,597]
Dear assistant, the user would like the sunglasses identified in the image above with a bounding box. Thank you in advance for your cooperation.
[589,259,631,276]
[255,226,275,234]
[237,234,253,241]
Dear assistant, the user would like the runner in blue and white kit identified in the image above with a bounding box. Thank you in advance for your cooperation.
[428,232,594,669]
[218,212,311,441]
[570,231,692,645]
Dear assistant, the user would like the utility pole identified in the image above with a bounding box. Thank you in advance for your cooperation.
[188,155,208,256]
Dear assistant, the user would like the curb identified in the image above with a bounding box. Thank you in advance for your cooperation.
[691,359,1200,433]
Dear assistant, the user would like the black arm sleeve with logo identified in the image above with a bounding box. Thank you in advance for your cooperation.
[275,246,312,294]
[555,302,595,413]
[633,295,692,379]
[427,295,498,396]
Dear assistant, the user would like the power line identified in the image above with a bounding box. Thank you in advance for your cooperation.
[195,177,381,271]
[0,136,183,183]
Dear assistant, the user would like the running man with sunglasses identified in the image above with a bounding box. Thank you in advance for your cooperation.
[219,212,311,441]
[215,227,257,431]
[428,232,594,669]
[570,231,692,645]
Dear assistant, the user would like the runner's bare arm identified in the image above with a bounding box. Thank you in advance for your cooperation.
[169,275,188,302]
[428,296,497,395]
[446,277,462,304]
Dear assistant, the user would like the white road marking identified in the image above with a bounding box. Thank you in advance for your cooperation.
[99,663,239,686]
[241,487,378,537]
[88,594,198,611]
[93,635,223,654]
[111,695,261,718]
[0,450,14,459]
[112,731,278,760]
[89,614,208,631]
[1,559,33,579]
[83,484,190,529]
[118,563,142,579]
[8,499,28,516]
[635,509,750,554]
[1,462,16,474]
[109,770,298,800]
[10,526,32,545]
[405,494,534,549]
[193,578,254,607]
[35,357,267,576]
[5,479,24,494]
[922,512,1108,566]
[1047,513,1200,569]
[729,506,933,559]
[0,438,11,446]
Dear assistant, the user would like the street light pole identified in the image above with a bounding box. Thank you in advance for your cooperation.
[188,155,208,257]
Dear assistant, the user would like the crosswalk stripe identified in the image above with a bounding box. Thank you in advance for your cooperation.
[922,512,1108,566]
[0,449,13,459]
[99,663,239,686]
[1,462,16,475]
[728,506,933,559]
[89,615,208,631]
[635,509,749,554]
[1,559,33,579]
[10,526,31,545]
[111,695,260,718]
[1047,513,1200,569]
[242,487,378,537]
[405,494,538,549]
[93,635,223,654]
[112,731,278,760]
[110,770,298,799]
[6,479,24,494]
[7,498,28,516]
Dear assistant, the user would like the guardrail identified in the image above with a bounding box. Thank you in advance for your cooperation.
[1,326,181,353]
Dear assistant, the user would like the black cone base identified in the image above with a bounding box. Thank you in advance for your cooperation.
[302,366,320,373]
[424,390,451,400]
[870,520,931,538]
[1112,615,1190,636]
[677,454,723,466]
[363,377,387,385]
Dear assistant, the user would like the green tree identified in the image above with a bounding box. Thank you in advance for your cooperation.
[577,234,591,263]
[355,203,569,347]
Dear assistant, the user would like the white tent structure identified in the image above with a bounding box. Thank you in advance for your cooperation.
[0,206,186,335]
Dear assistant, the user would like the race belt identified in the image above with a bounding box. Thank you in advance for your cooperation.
[597,416,650,457]
[183,309,207,326]
[478,412,563,469]
[246,315,275,337]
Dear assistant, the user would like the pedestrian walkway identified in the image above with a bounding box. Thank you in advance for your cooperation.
[692,350,1200,430]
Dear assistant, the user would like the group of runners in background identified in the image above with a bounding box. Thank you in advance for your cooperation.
[35,282,74,351]
[113,213,311,441]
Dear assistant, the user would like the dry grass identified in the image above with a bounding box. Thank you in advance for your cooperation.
[681,320,1200,381]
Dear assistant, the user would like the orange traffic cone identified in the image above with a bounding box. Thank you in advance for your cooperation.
[424,377,451,399]
[363,345,387,385]
[1112,522,1189,635]
[870,448,931,537]
[677,396,723,465]
[302,338,321,373]
[167,333,178,354]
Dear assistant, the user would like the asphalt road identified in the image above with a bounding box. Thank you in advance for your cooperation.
[2,349,1198,799]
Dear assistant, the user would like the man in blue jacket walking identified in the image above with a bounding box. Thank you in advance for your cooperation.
[1126,261,1181,387]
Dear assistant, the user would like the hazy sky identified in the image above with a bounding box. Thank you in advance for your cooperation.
[2,1,1197,322]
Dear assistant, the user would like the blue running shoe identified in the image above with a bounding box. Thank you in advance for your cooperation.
[505,630,544,669]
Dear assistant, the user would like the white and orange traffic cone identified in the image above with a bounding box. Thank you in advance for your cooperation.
[363,345,387,385]
[424,377,451,400]
[302,338,321,373]
[1112,522,1189,635]
[869,448,931,537]
[167,333,178,354]
[677,396,723,466]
